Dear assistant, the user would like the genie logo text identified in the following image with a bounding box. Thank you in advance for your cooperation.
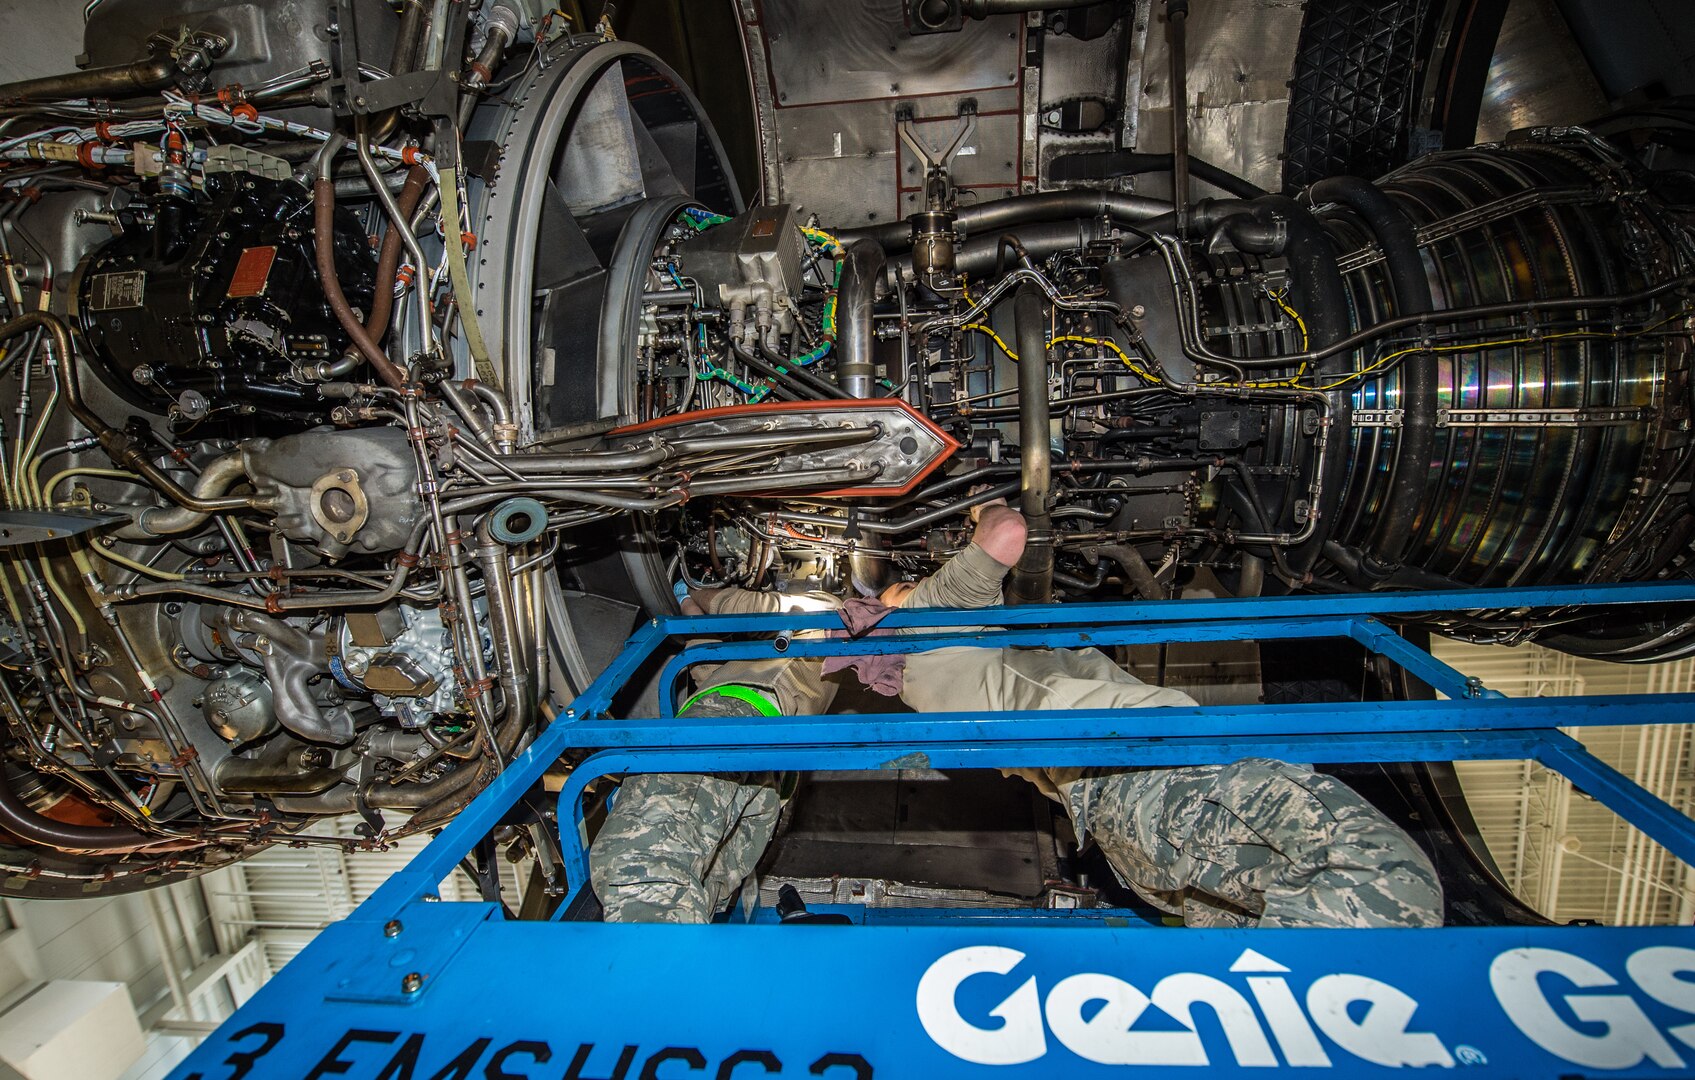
[915,943,1695,1071]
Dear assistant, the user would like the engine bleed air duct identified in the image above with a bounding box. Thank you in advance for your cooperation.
[1282,139,1694,655]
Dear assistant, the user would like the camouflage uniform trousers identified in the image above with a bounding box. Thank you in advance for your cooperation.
[1048,759,1444,928]
[588,693,784,924]
[591,544,1442,926]
[898,645,1444,928]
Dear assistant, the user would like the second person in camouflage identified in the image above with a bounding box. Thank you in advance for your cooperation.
[590,504,1442,928]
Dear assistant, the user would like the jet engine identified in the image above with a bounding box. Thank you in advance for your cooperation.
[0,0,1683,901]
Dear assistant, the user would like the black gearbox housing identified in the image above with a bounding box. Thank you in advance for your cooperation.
[74,173,377,427]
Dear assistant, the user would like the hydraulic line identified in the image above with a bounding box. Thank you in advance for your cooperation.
[355,132,436,363]
[1007,283,1054,604]
[474,515,537,746]
[112,453,249,540]
[839,190,1169,251]
[317,164,428,379]
[757,339,850,400]
[313,149,409,389]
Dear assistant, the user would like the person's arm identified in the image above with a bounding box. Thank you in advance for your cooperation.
[901,505,1027,611]
[690,587,786,616]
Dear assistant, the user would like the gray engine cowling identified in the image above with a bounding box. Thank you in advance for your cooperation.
[242,428,421,557]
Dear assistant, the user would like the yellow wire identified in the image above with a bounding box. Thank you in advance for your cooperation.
[964,322,1018,359]
[963,295,1688,396]
[1206,305,1692,392]
[799,226,842,255]
[1052,335,1161,384]
[962,323,1160,384]
[1270,289,1310,349]
[1307,308,1693,392]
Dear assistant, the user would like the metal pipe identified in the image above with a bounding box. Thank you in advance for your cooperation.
[840,190,1169,250]
[355,132,435,361]
[1167,0,1191,234]
[457,6,516,129]
[474,518,536,736]
[422,0,453,72]
[0,56,175,102]
[113,453,249,539]
[0,767,150,850]
[1007,283,1053,604]
[318,164,428,377]
[392,0,430,77]
[836,240,884,397]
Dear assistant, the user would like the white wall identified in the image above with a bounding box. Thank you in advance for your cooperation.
[0,869,268,1080]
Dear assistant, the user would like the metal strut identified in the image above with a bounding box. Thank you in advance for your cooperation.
[170,581,1695,1080]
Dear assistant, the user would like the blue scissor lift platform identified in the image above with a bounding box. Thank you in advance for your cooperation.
[173,583,1695,1079]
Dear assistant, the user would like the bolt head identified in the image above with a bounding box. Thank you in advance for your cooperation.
[401,971,423,993]
[383,919,403,938]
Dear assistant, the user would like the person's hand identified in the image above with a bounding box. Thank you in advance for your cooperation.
[972,503,1028,566]
[879,581,918,607]
[681,588,720,616]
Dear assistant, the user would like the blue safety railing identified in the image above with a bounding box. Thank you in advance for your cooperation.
[355,580,1695,919]
[168,581,1695,1080]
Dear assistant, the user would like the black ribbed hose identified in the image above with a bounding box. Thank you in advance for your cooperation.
[1223,194,1351,578]
[1308,176,1436,570]
[837,190,1169,251]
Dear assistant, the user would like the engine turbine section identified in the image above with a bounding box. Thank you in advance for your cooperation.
[0,0,1684,905]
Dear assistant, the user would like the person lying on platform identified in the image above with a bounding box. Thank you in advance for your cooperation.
[589,503,1443,929]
